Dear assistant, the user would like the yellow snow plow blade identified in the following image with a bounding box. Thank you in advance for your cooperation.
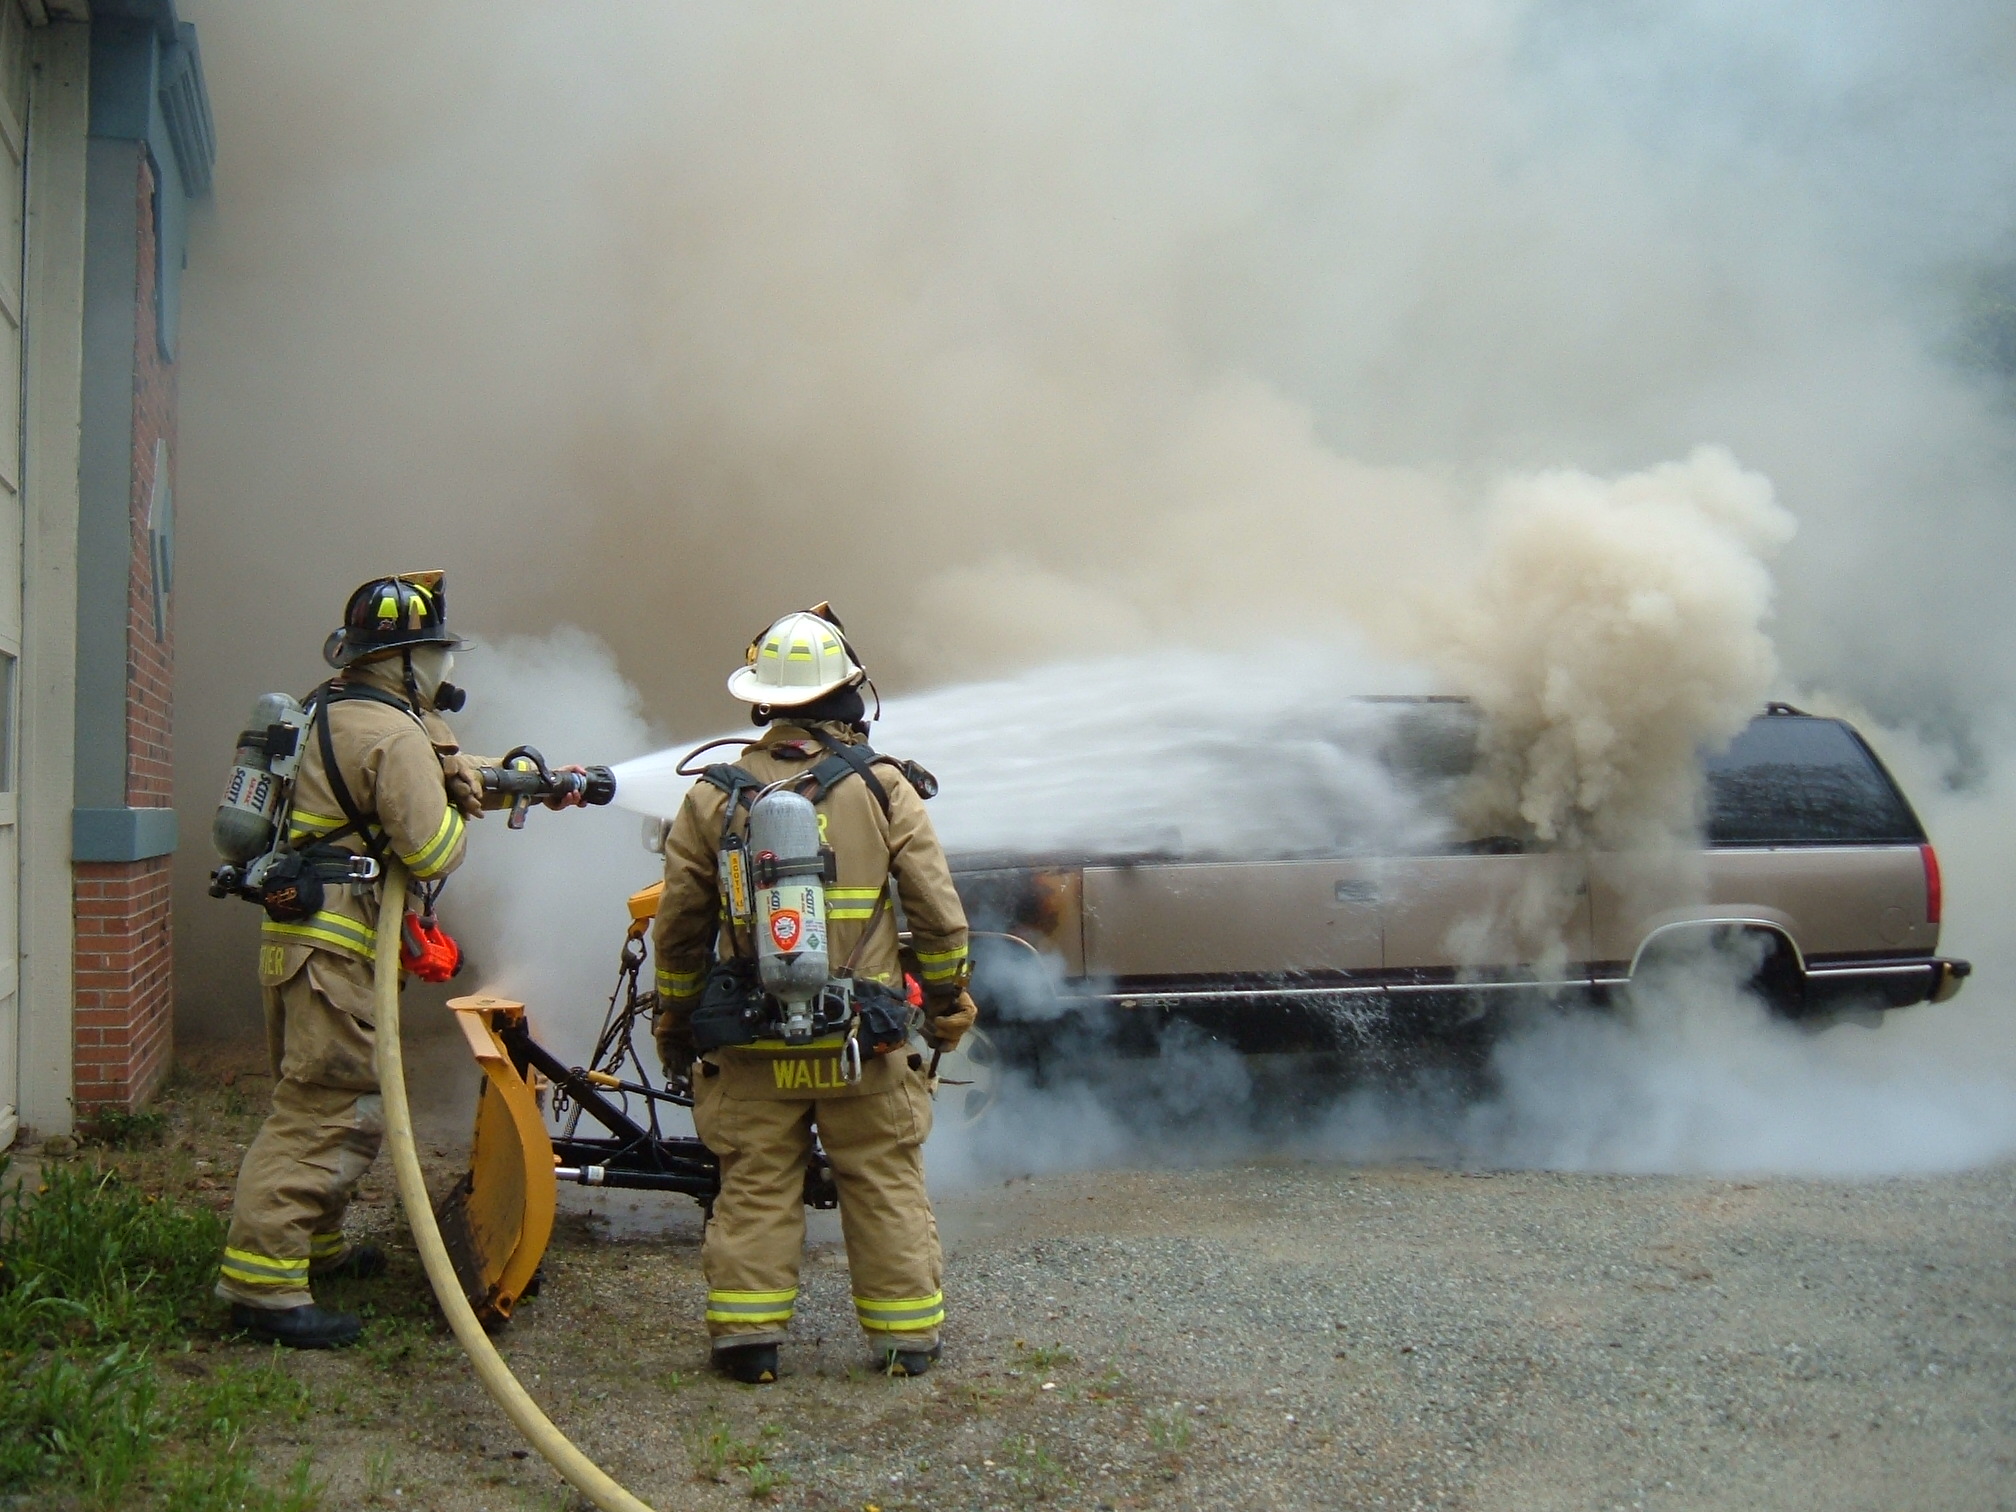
[434,995,557,1331]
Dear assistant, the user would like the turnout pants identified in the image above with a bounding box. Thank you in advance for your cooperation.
[692,1049,943,1351]
[217,953,384,1310]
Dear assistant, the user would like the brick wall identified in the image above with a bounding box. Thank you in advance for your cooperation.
[72,152,177,1115]
[73,862,173,1108]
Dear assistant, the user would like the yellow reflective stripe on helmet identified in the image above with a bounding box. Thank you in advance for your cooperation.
[657,965,705,998]
[401,807,464,880]
[705,1287,799,1324]
[220,1247,311,1285]
[854,1292,944,1332]
[261,911,377,960]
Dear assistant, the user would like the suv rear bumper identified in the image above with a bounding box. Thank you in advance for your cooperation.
[1798,954,1971,1012]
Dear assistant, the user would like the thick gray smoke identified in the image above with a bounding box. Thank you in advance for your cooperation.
[170,3,2016,1176]
[174,1,2016,777]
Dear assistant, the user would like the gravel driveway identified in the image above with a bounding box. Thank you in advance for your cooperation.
[235,1025,2015,1512]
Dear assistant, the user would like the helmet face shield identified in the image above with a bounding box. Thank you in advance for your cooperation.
[727,607,865,706]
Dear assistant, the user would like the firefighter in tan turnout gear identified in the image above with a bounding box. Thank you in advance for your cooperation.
[653,605,977,1384]
[215,573,562,1349]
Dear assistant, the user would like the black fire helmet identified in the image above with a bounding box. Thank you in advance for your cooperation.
[322,571,470,669]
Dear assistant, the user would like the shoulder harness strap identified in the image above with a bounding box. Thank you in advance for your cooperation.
[699,762,764,800]
[306,682,425,859]
[805,730,891,815]
[804,729,938,811]
[700,763,765,846]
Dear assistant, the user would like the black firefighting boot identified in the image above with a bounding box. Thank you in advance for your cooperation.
[712,1343,780,1385]
[229,1302,364,1350]
[877,1342,941,1378]
[311,1242,388,1282]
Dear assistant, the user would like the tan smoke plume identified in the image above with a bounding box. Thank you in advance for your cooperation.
[1430,445,1796,855]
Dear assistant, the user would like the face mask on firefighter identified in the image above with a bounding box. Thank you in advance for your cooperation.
[407,645,464,712]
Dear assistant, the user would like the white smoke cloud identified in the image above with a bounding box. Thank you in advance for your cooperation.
[437,628,665,1059]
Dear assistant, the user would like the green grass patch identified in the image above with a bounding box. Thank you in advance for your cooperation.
[1012,1341,1075,1372]
[1146,1407,1193,1452]
[81,1106,170,1148]
[0,1155,325,1509]
[0,1156,224,1348]
[690,1420,784,1484]
[997,1433,1064,1494]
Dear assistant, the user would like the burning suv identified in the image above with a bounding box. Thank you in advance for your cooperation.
[950,702,1969,1067]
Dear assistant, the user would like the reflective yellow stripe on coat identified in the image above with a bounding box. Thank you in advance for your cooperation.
[825,885,883,921]
[400,807,464,880]
[261,910,376,961]
[913,944,968,986]
[656,965,705,999]
[286,809,344,843]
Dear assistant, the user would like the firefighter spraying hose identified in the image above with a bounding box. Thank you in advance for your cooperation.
[207,571,614,1354]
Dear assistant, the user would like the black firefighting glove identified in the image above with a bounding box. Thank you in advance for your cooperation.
[923,988,978,1054]
[654,1001,697,1084]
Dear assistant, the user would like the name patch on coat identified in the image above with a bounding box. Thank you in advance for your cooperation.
[771,1056,849,1091]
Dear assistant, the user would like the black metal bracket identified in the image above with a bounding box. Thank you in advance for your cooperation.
[492,1010,836,1210]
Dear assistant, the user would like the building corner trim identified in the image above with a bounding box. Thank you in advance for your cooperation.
[18,26,92,1138]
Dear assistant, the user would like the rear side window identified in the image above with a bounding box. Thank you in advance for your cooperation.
[1704,716,1925,845]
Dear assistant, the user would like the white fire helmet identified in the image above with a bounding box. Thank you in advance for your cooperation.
[727,607,865,707]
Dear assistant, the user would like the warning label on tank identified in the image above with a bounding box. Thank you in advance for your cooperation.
[769,909,802,950]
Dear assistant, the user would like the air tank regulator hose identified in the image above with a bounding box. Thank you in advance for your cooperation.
[373,861,658,1512]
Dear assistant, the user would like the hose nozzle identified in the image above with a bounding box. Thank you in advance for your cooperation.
[479,746,618,828]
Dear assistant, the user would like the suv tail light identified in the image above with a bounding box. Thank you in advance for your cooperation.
[1921,842,1943,926]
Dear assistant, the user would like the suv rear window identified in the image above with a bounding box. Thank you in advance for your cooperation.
[1705,716,1925,846]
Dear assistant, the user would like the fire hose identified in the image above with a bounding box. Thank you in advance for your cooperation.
[373,860,659,1512]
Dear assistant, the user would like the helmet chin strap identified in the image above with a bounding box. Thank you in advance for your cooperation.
[402,649,425,713]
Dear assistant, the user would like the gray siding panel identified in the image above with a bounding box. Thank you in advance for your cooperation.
[74,134,139,814]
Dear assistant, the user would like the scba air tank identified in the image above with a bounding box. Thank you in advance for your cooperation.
[748,789,830,1042]
[212,693,304,864]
